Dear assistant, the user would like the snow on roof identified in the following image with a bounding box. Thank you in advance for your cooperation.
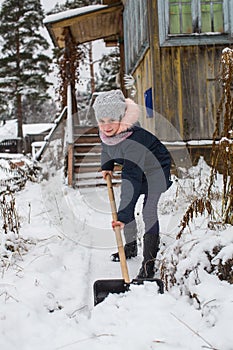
[0,120,18,142]
[0,120,54,142]
[43,5,107,24]
[23,123,54,135]
[0,152,24,159]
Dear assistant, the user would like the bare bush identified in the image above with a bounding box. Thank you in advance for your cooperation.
[208,48,233,225]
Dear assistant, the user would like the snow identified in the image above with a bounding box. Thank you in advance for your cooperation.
[0,120,54,142]
[0,151,232,350]
[0,120,18,141]
[0,153,23,159]
[43,5,107,24]
[23,123,54,135]
[0,165,233,350]
[163,140,215,146]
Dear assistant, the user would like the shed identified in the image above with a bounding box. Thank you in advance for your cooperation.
[23,123,54,154]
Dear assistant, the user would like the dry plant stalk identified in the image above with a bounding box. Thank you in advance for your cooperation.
[0,191,20,235]
[177,197,213,239]
[178,48,233,238]
[208,48,233,225]
[55,27,84,109]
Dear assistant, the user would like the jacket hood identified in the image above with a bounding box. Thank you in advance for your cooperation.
[116,98,140,134]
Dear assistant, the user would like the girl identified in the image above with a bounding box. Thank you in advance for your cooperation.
[93,90,172,278]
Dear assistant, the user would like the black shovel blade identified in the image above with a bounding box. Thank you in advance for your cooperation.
[93,279,130,306]
[93,278,164,306]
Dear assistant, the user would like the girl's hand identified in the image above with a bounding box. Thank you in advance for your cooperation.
[112,220,125,229]
[102,170,113,179]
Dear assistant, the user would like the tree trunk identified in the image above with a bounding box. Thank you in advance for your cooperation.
[16,24,23,151]
[17,93,23,152]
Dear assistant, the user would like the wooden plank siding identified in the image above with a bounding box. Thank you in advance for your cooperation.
[133,50,155,134]
[133,43,225,141]
[124,0,228,142]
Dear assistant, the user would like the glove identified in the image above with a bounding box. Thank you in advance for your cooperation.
[112,220,125,229]
[102,170,113,179]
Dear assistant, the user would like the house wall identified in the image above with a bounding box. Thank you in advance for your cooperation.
[150,44,223,141]
[125,0,226,142]
[133,49,156,135]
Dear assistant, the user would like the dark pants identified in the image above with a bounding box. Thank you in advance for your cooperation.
[124,189,161,243]
[142,192,161,235]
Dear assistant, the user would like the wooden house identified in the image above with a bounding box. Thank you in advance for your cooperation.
[44,0,233,185]
[122,0,233,141]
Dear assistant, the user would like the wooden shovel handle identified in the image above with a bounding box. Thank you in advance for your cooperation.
[106,174,130,284]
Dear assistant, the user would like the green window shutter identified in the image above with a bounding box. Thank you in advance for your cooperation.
[201,3,211,32]
[201,1,224,33]
[169,3,181,33]
[169,0,192,34]
[182,3,192,33]
[213,2,224,32]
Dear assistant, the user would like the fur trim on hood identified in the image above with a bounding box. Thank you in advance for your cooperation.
[116,98,140,134]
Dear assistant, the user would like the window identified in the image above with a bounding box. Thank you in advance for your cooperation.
[158,0,233,46]
[169,0,224,34]
[124,0,149,73]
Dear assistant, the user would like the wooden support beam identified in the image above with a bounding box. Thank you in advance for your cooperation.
[68,144,74,187]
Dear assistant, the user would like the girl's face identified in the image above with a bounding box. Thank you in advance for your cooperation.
[98,117,120,137]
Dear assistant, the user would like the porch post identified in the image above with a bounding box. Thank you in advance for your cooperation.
[119,12,126,96]
[67,83,74,187]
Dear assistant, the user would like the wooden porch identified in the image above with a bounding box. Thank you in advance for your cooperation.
[44,2,124,187]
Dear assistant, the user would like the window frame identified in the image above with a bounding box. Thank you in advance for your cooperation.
[158,0,233,46]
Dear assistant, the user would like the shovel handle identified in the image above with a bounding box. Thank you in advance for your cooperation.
[106,174,130,284]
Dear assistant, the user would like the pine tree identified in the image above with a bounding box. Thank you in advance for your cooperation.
[0,93,9,124]
[95,48,120,92]
[22,96,58,124]
[48,0,101,14]
[0,0,52,145]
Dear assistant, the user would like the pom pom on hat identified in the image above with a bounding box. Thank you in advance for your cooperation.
[93,90,126,122]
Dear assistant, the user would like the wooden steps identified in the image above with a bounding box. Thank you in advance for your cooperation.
[75,171,122,188]
[73,126,101,184]
[72,125,219,187]
[73,125,121,188]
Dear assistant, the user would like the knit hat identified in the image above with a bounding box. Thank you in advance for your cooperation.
[93,90,126,122]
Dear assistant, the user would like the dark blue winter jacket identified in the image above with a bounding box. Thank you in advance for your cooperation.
[101,125,172,224]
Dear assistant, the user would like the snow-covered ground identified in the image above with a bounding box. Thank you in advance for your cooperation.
[0,152,232,350]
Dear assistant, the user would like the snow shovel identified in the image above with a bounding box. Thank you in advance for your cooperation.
[93,174,164,306]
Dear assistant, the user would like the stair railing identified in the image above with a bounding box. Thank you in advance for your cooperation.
[35,106,67,161]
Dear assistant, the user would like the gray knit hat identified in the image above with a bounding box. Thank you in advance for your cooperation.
[93,90,126,122]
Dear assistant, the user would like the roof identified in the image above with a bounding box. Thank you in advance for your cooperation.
[23,123,54,136]
[44,3,123,48]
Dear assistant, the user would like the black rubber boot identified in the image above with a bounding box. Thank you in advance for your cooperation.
[136,233,160,279]
[111,221,137,262]
[111,240,138,262]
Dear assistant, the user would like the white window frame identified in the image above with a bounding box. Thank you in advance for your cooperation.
[158,0,233,46]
